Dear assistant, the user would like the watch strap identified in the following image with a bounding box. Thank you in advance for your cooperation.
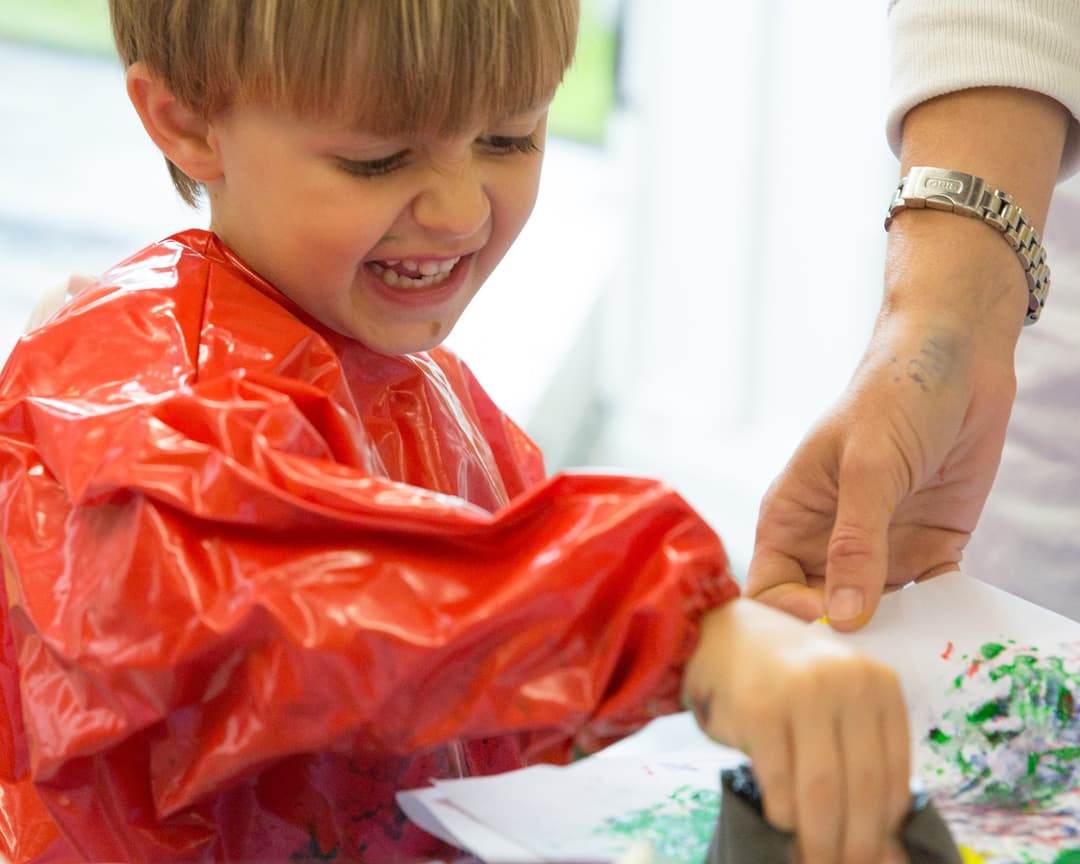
[885,166,1050,325]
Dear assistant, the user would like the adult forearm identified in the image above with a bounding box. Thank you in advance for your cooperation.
[884,87,1068,342]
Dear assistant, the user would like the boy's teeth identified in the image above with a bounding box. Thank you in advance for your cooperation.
[368,257,460,290]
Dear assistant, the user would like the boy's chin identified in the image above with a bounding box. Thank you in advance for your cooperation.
[324,308,464,355]
[349,328,453,357]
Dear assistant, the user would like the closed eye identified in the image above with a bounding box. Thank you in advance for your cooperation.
[480,135,541,156]
[336,151,409,178]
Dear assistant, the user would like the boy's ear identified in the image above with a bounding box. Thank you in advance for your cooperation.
[125,62,223,182]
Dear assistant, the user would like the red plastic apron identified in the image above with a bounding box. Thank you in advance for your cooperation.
[0,230,738,862]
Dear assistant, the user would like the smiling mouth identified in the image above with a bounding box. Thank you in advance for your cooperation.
[367,257,462,289]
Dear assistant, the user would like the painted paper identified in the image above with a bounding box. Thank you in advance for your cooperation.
[399,572,1080,863]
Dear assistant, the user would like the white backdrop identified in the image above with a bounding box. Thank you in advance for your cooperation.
[595,0,895,576]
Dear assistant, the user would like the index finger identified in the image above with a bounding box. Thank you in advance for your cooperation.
[746,550,826,622]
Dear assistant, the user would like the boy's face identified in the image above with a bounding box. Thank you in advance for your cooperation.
[204,101,550,354]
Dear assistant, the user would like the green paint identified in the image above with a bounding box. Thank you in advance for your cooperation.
[1009,851,1080,864]
[928,727,951,745]
[967,697,1008,724]
[926,644,1080,808]
[593,784,720,864]
[981,642,1007,659]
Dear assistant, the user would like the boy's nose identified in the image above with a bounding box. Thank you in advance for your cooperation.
[412,161,491,240]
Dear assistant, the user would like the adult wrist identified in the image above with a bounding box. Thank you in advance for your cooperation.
[882,208,1030,345]
[885,167,1049,326]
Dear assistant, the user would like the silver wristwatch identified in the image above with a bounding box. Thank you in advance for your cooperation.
[885,166,1050,325]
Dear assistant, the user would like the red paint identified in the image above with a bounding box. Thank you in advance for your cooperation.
[967,661,981,678]
[941,641,953,660]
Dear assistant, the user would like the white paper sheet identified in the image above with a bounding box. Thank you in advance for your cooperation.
[400,749,746,863]
[399,571,1080,863]
[838,570,1080,721]
[396,785,543,863]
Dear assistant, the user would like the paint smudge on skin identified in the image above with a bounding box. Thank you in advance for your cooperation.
[593,785,720,864]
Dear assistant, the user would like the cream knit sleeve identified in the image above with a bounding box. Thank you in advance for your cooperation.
[888,0,1080,178]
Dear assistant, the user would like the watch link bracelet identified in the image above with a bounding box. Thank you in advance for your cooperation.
[885,166,1050,325]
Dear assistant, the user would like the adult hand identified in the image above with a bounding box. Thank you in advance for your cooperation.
[746,254,1017,628]
[747,86,1067,630]
[684,598,910,864]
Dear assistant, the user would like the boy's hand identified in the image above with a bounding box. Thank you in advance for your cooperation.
[683,599,910,864]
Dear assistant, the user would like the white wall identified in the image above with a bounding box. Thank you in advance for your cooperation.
[596,0,896,576]
[0,42,201,354]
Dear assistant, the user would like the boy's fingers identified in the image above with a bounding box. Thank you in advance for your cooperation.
[746,721,795,832]
[791,704,842,864]
[837,685,891,864]
[882,681,913,830]
[884,840,911,864]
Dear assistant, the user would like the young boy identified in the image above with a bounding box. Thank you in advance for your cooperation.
[0,2,910,862]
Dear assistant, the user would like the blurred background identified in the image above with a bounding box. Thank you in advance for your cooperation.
[0,0,895,579]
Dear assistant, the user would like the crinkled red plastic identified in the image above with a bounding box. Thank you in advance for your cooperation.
[0,231,737,862]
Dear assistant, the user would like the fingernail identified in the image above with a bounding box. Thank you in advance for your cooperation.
[827,587,863,622]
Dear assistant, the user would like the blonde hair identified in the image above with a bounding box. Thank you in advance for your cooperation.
[109,0,580,206]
